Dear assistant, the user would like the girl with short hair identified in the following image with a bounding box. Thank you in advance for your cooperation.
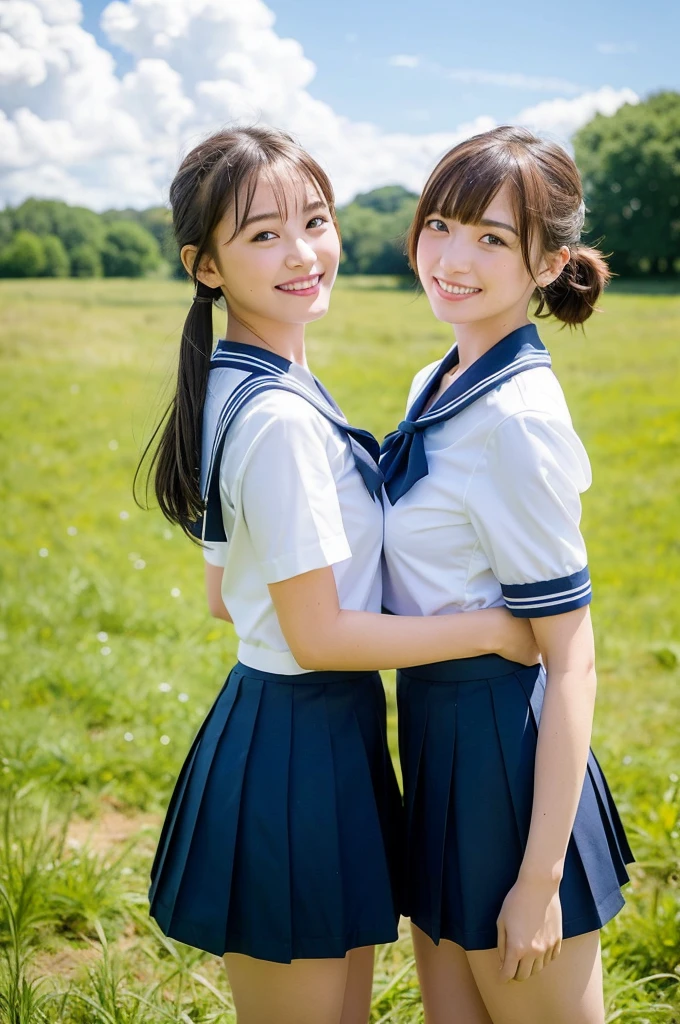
[381,125,634,1024]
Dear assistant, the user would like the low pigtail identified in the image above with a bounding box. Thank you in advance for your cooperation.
[535,245,612,326]
[135,280,221,538]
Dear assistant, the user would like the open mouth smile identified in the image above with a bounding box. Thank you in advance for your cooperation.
[275,274,323,296]
[434,278,482,300]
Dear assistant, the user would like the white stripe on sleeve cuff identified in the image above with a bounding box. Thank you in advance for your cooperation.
[501,567,592,618]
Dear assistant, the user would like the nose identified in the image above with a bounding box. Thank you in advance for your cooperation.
[439,235,472,277]
[285,237,317,270]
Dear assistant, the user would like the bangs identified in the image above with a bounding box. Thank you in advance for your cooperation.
[426,148,511,227]
[407,131,551,278]
[208,155,336,245]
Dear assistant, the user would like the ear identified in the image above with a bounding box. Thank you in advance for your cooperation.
[179,244,225,289]
[535,245,571,288]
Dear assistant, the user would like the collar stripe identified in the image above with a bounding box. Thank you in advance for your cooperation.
[205,370,350,499]
[418,352,551,424]
[210,351,287,376]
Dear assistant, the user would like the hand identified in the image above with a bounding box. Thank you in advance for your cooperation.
[496,876,562,982]
[488,609,540,667]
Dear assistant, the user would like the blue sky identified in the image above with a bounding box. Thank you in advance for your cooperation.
[1,0,674,210]
[81,0,678,133]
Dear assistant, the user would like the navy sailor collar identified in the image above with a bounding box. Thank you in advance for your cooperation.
[407,322,550,423]
[212,338,302,376]
[380,323,551,504]
[193,339,382,545]
[210,338,347,416]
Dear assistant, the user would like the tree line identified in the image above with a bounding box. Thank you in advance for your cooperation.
[0,201,167,279]
[0,92,678,280]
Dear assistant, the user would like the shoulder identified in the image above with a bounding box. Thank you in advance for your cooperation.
[484,366,571,421]
[484,403,591,492]
[218,386,329,484]
[207,369,325,439]
[235,387,326,437]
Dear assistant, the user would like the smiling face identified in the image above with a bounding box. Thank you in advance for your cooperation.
[416,183,544,332]
[184,166,341,342]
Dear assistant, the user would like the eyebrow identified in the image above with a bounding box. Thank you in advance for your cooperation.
[241,200,328,230]
[479,218,519,236]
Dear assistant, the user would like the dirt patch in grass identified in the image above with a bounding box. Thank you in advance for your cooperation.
[66,808,161,856]
[29,944,102,983]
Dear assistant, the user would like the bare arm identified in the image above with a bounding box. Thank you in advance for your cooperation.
[205,562,232,623]
[497,606,596,981]
[522,606,596,883]
[269,565,539,671]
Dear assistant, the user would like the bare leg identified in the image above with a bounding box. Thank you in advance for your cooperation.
[223,951,350,1024]
[411,923,494,1024]
[340,946,375,1024]
[466,931,605,1024]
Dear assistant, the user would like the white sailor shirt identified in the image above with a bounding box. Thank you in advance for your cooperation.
[381,323,593,619]
[202,342,383,675]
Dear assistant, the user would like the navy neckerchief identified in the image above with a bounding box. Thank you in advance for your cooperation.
[380,323,552,505]
[192,341,383,542]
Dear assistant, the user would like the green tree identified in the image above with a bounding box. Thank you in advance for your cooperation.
[41,234,70,277]
[574,91,680,275]
[103,205,179,276]
[338,186,418,275]
[12,198,105,256]
[12,197,56,236]
[100,221,161,277]
[70,243,102,278]
[0,230,47,277]
[354,184,416,215]
[0,209,14,249]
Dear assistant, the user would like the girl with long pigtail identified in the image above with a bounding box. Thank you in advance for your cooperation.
[138,126,538,1024]
[381,126,634,1024]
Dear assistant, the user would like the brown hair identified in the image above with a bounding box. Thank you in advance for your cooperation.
[407,125,610,325]
[135,125,337,538]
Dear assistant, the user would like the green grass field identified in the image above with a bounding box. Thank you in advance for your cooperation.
[1,277,679,1022]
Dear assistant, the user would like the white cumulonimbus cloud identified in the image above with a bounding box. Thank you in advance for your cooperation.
[0,0,639,210]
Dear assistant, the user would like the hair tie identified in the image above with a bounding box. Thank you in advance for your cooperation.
[193,281,220,304]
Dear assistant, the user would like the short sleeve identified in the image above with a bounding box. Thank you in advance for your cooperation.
[464,411,593,618]
[235,393,352,584]
[202,541,228,567]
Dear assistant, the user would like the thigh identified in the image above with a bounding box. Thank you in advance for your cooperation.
[411,923,493,1024]
[223,952,349,1024]
[466,931,604,1024]
[340,946,375,1024]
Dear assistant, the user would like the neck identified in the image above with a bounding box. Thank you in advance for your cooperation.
[451,305,531,373]
[225,313,307,367]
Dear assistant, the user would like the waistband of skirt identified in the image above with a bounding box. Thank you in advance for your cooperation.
[234,660,379,686]
[399,654,539,683]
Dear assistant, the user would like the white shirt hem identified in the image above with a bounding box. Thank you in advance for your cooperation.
[237,641,313,676]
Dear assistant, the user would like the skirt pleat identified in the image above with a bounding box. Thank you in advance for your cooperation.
[226,677,292,958]
[149,663,401,962]
[398,658,634,951]
[152,676,262,953]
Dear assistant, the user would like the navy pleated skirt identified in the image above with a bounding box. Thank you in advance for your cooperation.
[149,661,402,963]
[398,654,634,951]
